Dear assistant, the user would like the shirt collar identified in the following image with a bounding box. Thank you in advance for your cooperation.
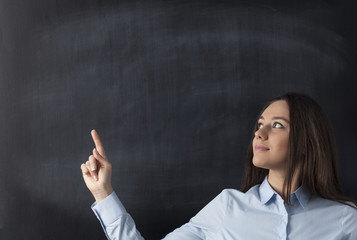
[259,175,276,205]
[259,175,311,208]
[292,185,310,209]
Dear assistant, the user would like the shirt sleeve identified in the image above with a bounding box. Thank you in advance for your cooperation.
[341,204,357,239]
[91,192,144,240]
[91,190,229,240]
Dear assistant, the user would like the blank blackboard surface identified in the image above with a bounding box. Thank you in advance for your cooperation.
[1,0,356,239]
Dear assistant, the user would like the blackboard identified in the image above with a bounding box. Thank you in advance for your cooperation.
[1,0,356,239]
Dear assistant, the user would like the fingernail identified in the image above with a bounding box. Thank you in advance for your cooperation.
[94,175,98,181]
[93,148,97,153]
[91,166,96,171]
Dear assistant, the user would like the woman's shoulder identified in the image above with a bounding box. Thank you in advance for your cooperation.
[307,195,357,230]
[309,194,357,211]
[217,185,261,205]
[218,187,255,197]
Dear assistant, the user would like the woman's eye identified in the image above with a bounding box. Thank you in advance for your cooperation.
[273,122,283,128]
[257,122,283,129]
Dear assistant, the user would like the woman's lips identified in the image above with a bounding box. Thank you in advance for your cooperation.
[255,144,269,151]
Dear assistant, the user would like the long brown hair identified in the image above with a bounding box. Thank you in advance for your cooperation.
[241,92,357,208]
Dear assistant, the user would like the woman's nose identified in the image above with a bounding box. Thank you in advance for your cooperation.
[255,128,267,140]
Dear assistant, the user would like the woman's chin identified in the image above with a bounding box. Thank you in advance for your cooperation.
[252,158,267,169]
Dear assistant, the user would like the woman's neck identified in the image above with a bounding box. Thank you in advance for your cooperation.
[267,169,301,198]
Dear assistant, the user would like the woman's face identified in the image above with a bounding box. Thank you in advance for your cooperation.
[252,100,290,172]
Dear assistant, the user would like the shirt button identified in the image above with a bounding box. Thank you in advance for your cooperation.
[282,215,287,220]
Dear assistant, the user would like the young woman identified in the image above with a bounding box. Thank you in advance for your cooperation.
[81,92,357,239]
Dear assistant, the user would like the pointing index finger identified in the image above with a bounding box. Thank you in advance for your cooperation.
[91,129,107,158]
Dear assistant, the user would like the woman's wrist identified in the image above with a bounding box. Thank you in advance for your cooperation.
[93,186,114,203]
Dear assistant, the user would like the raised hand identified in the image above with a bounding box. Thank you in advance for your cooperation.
[81,129,114,203]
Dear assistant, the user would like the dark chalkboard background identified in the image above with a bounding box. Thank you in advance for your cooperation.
[1,0,356,239]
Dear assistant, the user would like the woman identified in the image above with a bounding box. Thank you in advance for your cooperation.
[81,92,357,239]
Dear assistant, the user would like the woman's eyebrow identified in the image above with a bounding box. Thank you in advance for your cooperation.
[259,116,290,124]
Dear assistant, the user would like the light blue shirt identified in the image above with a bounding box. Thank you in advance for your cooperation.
[91,176,357,239]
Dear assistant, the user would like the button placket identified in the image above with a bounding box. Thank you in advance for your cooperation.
[275,197,288,240]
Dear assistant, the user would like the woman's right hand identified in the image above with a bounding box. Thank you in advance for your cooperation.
[81,129,114,203]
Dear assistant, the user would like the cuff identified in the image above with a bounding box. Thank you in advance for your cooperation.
[91,192,127,226]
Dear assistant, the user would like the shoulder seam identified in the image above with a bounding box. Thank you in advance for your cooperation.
[340,205,347,235]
